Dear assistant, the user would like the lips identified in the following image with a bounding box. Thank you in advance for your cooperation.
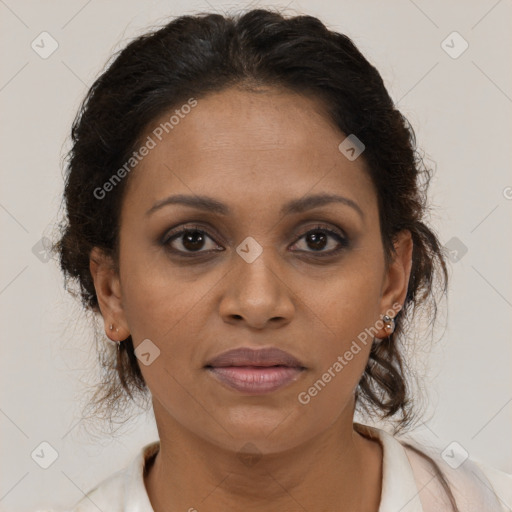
[204,347,305,369]
[204,347,306,394]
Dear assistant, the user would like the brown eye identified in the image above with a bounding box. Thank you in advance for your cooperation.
[161,223,348,259]
[290,225,349,256]
[163,226,222,255]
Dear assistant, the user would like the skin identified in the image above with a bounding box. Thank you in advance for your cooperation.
[90,85,413,512]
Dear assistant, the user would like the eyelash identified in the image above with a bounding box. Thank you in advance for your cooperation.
[161,223,349,259]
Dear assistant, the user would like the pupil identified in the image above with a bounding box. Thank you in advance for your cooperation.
[183,231,204,251]
[179,230,328,252]
[308,231,326,251]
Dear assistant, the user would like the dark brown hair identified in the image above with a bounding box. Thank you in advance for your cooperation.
[52,7,455,509]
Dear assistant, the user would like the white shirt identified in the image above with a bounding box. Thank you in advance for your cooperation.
[41,423,512,511]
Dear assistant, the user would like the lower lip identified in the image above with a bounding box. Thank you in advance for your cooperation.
[206,366,305,394]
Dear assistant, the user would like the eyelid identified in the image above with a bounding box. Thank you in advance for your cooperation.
[162,221,349,257]
[162,222,225,244]
[288,224,349,257]
[290,223,347,243]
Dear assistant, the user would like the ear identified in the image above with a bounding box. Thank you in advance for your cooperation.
[377,230,413,331]
[89,247,130,341]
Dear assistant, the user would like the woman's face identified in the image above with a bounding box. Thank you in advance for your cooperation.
[92,85,411,454]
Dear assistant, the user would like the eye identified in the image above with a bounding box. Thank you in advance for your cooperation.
[162,223,349,258]
[162,225,223,256]
[290,225,349,256]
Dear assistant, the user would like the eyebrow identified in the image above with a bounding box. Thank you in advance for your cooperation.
[146,192,365,219]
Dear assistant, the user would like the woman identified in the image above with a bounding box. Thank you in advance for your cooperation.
[49,7,511,512]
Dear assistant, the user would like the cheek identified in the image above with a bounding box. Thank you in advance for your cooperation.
[119,249,220,381]
[321,251,384,339]
[122,276,206,371]
[302,251,384,396]
[120,265,209,420]
[119,241,195,338]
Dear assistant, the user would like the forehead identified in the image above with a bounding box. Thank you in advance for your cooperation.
[122,86,376,216]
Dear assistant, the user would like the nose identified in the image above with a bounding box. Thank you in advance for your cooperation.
[218,249,295,330]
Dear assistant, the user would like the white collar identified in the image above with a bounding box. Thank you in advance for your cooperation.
[354,422,424,512]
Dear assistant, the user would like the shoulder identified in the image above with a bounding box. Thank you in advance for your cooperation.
[70,441,159,511]
[68,466,128,512]
[41,440,160,512]
[32,471,126,512]
[398,435,512,512]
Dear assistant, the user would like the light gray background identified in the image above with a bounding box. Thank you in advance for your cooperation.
[1,1,511,510]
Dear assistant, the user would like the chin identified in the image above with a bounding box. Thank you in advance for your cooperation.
[199,409,306,453]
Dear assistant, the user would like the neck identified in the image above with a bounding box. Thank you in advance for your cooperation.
[144,403,383,512]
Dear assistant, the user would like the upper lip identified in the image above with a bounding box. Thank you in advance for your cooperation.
[204,347,305,368]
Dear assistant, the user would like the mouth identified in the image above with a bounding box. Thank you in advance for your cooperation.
[204,347,306,395]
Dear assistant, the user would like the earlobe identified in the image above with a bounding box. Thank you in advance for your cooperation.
[89,247,129,340]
